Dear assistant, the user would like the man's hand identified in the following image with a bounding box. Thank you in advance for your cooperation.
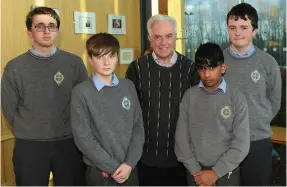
[194,170,218,186]
[112,163,132,184]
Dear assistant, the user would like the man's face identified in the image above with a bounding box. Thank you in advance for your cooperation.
[149,21,176,59]
[198,64,226,91]
[27,14,59,49]
[227,16,257,50]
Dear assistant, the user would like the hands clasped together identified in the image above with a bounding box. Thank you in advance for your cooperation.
[193,170,219,186]
[112,163,132,184]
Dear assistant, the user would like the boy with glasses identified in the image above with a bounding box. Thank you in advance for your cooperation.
[1,6,87,186]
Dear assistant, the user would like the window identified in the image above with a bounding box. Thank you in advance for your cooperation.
[184,0,238,59]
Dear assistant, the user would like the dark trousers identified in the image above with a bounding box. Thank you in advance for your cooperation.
[137,162,188,186]
[13,138,86,186]
[240,138,273,186]
[86,165,138,186]
[186,166,240,186]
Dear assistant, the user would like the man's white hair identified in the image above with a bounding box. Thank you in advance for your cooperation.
[147,14,177,36]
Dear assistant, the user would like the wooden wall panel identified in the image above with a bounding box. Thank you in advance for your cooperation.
[1,145,5,184]
[1,139,16,186]
[159,0,168,15]
[168,0,185,53]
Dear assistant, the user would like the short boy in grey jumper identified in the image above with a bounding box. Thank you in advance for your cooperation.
[175,43,250,186]
[224,3,282,186]
[71,33,145,186]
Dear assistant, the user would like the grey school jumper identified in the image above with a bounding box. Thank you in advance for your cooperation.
[1,49,88,140]
[223,47,282,141]
[175,85,250,178]
[71,78,145,174]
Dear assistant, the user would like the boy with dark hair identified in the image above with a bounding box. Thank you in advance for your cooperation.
[175,42,250,186]
[224,3,282,185]
[1,6,87,186]
[71,33,145,186]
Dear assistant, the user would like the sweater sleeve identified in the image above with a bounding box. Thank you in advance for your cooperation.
[212,92,250,178]
[71,87,120,174]
[1,65,20,126]
[124,82,145,168]
[175,90,202,175]
[266,58,282,119]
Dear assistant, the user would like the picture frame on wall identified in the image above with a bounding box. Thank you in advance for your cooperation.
[120,48,134,64]
[108,14,126,35]
[74,11,96,34]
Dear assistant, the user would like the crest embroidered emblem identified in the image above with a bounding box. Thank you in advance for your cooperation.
[122,97,131,110]
[221,106,231,119]
[54,71,64,85]
[251,69,260,83]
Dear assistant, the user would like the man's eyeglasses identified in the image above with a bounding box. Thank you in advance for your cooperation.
[31,23,58,32]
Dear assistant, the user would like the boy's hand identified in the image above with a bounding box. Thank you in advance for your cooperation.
[112,163,132,184]
[193,170,206,186]
[193,170,204,177]
[194,170,218,186]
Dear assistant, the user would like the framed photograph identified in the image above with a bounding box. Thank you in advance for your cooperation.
[120,48,134,64]
[108,14,126,35]
[74,11,96,34]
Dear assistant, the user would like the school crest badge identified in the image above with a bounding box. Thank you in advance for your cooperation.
[251,69,260,83]
[221,106,231,119]
[122,97,131,110]
[54,71,64,85]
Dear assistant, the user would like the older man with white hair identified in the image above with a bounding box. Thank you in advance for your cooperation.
[126,14,199,186]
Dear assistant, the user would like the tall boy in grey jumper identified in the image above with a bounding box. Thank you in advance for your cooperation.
[71,33,145,186]
[175,43,250,186]
[1,7,87,186]
[224,3,282,185]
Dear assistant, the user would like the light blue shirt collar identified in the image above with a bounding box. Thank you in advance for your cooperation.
[229,45,255,59]
[199,77,226,93]
[92,74,119,91]
[29,47,57,57]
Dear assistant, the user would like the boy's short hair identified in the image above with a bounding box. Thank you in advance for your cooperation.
[227,3,258,30]
[195,42,224,70]
[26,7,60,30]
[86,33,120,57]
